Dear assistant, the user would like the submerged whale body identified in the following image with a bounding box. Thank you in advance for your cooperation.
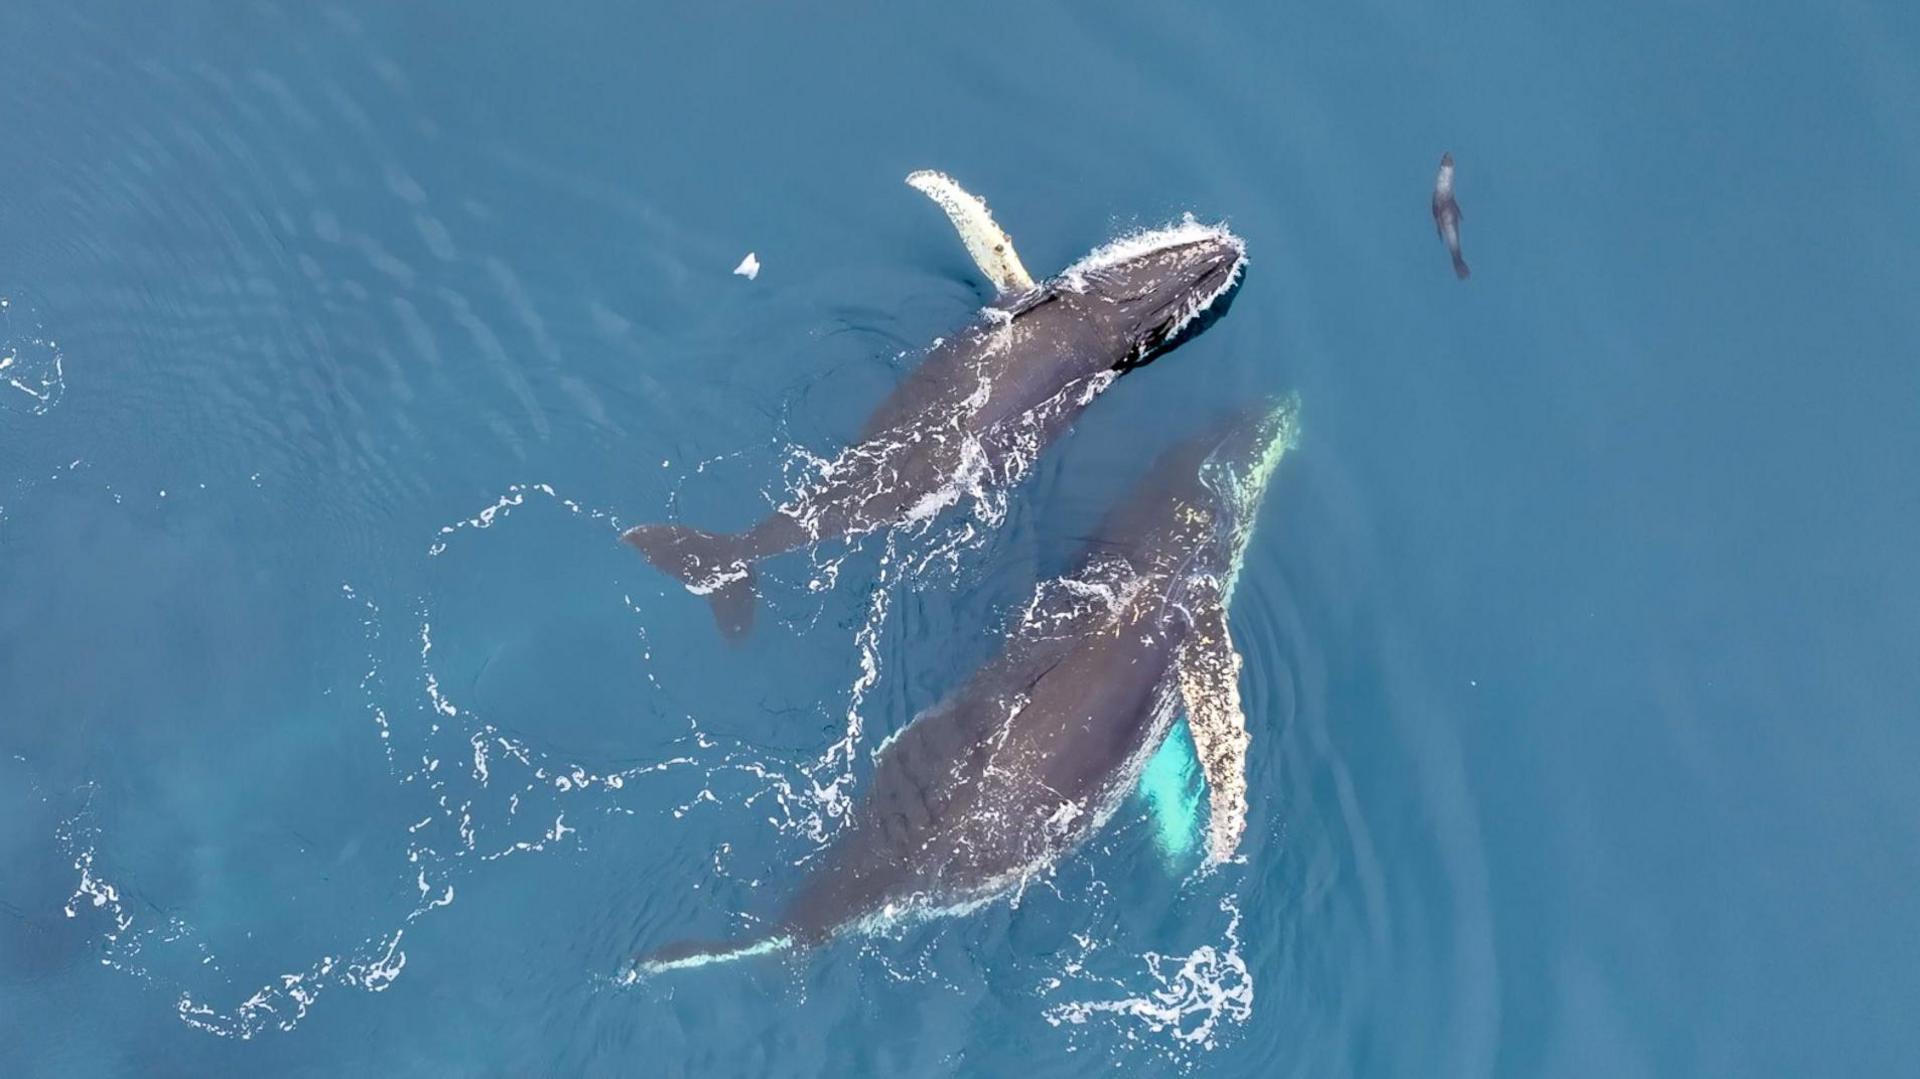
[637,397,1301,975]
[623,172,1247,639]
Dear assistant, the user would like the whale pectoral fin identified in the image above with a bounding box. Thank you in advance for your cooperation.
[1176,578,1251,866]
[906,169,1036,295]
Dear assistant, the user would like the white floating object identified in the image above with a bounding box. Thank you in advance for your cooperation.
[733,252,760,280]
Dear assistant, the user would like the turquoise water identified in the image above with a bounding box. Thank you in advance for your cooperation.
[4,2,1919,1075]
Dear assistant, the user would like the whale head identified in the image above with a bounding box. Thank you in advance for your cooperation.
[1097,393,1299,600]
[1198,393,1301,597]
[1057,218,1247,370]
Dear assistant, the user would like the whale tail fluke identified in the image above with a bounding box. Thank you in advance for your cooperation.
[1452,252,1471,280]
[632,933,794,978]
[622,524,758,641]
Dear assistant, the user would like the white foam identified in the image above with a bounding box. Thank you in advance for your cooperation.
[61,798,428,1039]
[1,294,67,415]
[1061,215,1246,284]
[630,934,794,979]
[1042,896,1254,1052]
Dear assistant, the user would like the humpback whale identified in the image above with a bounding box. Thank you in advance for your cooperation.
[623,171,1247,639]
[638,396,1300,975]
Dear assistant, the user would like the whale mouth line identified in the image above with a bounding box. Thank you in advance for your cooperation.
[1122,240,1248,368]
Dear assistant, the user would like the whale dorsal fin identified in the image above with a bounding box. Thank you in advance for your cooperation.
[1175,575,1251,866]
[906,170,1036,295]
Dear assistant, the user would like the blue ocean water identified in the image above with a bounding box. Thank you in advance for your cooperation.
[4,2,1918,1075]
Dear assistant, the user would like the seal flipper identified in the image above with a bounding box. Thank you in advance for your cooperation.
[622,524,758,641]
[1175,575,1251,865]
[905,170,1036,294]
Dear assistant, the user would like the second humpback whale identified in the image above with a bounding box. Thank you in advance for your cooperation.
[623,171,1247,639]
[638,396,1300,974]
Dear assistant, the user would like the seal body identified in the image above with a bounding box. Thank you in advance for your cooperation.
[1433,152,1470,280]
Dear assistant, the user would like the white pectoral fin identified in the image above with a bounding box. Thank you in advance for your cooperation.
[1176,579,1251,866]
[905,170,1036,294]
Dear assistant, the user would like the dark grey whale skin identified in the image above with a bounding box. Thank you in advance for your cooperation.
[640,401,1290,972]
[622,230,1246,640]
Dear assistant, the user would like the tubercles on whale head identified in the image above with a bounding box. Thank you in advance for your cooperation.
[1199,394,1302,597]
[1059,216,1248,370]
